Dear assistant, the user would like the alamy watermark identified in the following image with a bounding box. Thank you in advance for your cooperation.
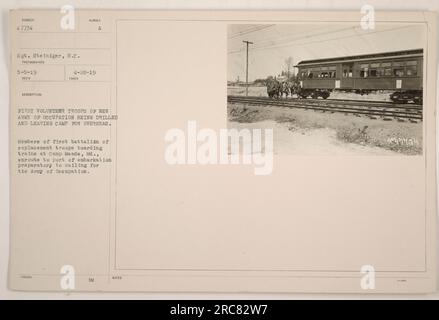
[360,4,375,30]
[60,264,75,290]
[164,121,274,175]
[60,5,75,30]
[360,264,376,290]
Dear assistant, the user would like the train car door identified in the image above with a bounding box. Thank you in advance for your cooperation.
[341,63,354,89]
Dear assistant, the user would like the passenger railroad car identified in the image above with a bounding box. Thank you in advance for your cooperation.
[296,49,423,103]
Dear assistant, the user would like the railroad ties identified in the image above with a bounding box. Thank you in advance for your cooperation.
[227,96,423,122]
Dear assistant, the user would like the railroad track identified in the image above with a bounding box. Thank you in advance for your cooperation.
[227,95,423,121]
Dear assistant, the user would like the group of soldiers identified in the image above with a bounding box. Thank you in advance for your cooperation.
[266,78,301,99]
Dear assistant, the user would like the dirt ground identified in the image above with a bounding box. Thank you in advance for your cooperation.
[228,103,423,155]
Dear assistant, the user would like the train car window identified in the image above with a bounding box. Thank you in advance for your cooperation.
[360,67,369,78]
[370,69,378,77]
[381,62,391,67]
[393,68,404,76]
[370,63,380,68]
[384,68,392,76]
[393,61,405,67]
[406,66,417,76]
[406,60,417,66]
[360,63,369,68]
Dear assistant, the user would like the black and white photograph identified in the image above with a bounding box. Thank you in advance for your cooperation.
[228,24,425,155]
[2,3,439,301]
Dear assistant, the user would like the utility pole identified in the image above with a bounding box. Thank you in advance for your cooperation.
[243,40,253,96]
[285,57,293,80]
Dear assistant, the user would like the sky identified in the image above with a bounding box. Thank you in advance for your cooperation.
[227,23,426,82]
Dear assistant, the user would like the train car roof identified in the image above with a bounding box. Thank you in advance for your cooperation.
[295,49,423,67]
